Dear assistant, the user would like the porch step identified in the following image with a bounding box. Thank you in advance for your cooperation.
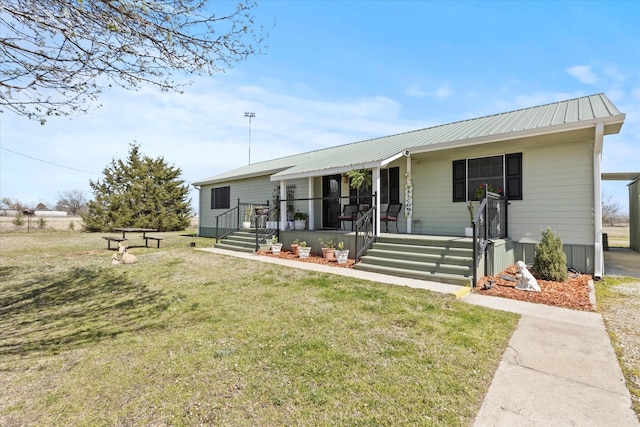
[215,229,273,254]
[355,235,473,286]
[355,263,472,287]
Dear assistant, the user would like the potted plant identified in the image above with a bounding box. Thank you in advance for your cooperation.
[293,211,308,230]
[334,241,349,264]
[259,239,271,252]
[270,236,283,255]
[291,239,300,256]
[319,238,336,261]
[297,241,311,259]
[466,184,503,237]
[465,200,474,237]
[347,168,372,190]
[266,208,278,230]
[243,204,253,229]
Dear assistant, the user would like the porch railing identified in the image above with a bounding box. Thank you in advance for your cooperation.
[354,204,376,261]
[253,205,279,252]
[215,205,239,241]
[215,199,272,242]
[472,185,508,287]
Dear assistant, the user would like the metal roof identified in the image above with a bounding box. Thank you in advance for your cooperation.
[602,172,640,181]
[193,93,625,186]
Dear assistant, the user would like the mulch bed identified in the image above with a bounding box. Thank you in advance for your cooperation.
[476,264,594,311]
[257,249,356,268]
[257,251,593,311]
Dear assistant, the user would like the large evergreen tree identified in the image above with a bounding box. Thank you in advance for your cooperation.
[82,144,191,232]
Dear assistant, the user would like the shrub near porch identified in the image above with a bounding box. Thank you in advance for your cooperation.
[0,231,518,426]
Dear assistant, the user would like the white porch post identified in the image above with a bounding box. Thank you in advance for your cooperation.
[280,180,287,231]
[308,177,315,230]
[373,167,381,235]
[594,122,604,278]
[406,155,413,234]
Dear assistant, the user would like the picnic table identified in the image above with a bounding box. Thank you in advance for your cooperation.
[113,228,162,248]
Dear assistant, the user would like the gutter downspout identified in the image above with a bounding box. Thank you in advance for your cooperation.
[594,122,604,279]
[192,185,201,237]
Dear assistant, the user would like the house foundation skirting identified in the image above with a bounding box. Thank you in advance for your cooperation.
[500,241,595,275]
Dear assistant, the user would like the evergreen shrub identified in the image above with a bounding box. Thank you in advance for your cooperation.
[533,227,568,282]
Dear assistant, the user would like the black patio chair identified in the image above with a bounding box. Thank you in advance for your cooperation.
[381,203,402,233]
[338,205,359,230]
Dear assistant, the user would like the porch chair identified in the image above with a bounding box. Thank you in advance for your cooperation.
[381,203,402,233]
[338,205,359,230]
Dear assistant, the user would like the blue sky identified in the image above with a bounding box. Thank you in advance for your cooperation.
[1,0,639,214]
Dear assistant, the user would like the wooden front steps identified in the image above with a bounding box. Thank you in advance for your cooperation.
[355,235,473,286]
[215,229,272,254]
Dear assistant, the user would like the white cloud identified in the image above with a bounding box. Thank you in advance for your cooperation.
[404,84,452,100]
[0,75,423,207]
[566,65,598,84]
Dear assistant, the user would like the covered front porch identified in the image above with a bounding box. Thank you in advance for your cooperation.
[211,187,509,287]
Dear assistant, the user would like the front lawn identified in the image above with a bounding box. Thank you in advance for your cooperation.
[0,231,518,426]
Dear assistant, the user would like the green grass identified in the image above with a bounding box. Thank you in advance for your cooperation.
[0,230,518,426]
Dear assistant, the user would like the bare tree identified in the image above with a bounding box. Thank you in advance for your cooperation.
[602,193,621,226]
[56,190,87,215]
[1,197,26,211]
[1,0,268,122]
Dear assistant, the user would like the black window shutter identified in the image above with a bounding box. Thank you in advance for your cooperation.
[452,160,466,202]
[211,186,230,209]
[505,153,522,200]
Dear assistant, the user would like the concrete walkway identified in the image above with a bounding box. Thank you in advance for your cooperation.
[199,247,639,426]
[604,247,640,278]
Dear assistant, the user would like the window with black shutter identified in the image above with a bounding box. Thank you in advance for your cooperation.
[452,153,522,202]
[211,186,230,209]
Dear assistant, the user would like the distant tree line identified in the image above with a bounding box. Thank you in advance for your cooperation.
[1,190,88,215]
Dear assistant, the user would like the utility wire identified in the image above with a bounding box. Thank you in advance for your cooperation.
[0,146,98,175]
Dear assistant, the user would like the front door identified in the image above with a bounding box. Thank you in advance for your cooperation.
[322,175,341,229]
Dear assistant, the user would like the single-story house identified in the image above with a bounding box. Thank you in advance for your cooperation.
[193,93,625,281]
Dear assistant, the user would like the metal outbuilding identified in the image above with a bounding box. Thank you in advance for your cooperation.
[602,172,640,252]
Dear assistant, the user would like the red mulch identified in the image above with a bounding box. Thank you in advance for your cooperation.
[476,265,594,311]
[257,249,356,268]
[257,251,593,311]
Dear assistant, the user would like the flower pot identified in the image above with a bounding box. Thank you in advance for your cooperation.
[321,247,336,261]
[297,246,311,259]
[464,227,473,237]
[291,244,299,256]
[294,219,306,230]
[335,249,349,264]
[242,221,251,229]
[270,243,283,255]
[259,243,271,252]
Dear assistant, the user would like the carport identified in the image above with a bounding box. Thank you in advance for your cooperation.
[601,172,640,252]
